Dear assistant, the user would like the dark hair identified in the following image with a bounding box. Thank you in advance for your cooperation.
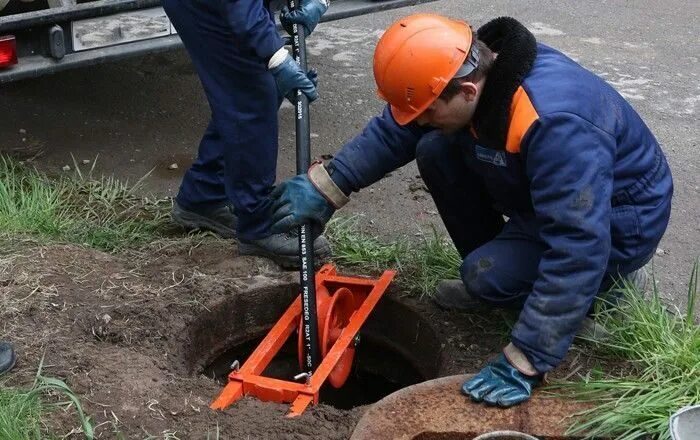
[439,38,495,100]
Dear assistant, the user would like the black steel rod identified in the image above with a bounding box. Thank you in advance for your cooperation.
[288,0,320,373]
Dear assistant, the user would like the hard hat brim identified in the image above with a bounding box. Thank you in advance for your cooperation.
[389,104,419,126]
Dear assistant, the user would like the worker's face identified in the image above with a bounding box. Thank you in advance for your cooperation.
[415,81,479,134]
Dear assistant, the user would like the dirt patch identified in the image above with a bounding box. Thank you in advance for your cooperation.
[0,237,588,439]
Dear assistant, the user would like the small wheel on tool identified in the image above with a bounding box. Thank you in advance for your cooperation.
[321,287,356,388]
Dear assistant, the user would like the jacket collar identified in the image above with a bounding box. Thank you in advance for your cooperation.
[471,17,537,150]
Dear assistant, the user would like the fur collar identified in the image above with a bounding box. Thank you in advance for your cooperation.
[472,17,537,150]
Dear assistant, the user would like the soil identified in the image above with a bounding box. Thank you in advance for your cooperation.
[0,237,593,439]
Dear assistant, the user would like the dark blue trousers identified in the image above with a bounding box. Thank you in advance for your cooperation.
[415,131,647,310]
[163,0,279,240]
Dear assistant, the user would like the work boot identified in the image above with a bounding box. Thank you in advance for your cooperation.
[576,317,611,342]
[238,232,332,269]
[626,266,649,295]
[433,279,485,311]
[0,341,16,375]
[578,265,651,343]
[171,200,237,239]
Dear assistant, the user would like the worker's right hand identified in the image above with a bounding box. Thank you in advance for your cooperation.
[280,0,329,37]
[270,53,319,103]
[270,174,334,234]
[462,344,542,407]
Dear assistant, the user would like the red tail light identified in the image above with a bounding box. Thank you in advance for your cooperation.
[0,35,18,68]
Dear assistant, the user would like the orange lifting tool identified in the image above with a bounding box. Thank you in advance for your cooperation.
[211,0,395,417]
[210,264,395,416]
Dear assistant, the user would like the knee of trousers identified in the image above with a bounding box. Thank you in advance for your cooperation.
[459,253,502,302]
[415,131,452,175]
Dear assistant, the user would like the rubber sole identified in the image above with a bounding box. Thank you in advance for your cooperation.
[171,206,237,239]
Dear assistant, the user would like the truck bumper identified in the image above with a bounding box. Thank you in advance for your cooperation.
[0,0,435,83]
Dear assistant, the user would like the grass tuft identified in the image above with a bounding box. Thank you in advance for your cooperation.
[0,156,172,252]
[326,216,461,296]
[555,260,700,440]
[0,356,94,439]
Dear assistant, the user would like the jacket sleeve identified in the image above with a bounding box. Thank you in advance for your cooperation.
[512,112,615,373]
[329,105,429,193]
[221,0,284,61]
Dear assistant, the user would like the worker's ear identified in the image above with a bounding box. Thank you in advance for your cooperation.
[459,81,479,102]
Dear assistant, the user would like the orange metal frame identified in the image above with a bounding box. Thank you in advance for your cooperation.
[211,264,395,417]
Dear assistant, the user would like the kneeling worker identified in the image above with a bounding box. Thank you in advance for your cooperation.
[269,14,673,407]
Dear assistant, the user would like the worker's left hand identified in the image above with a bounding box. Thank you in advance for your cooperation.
[270,173,335,234]
[276,68,318,107]
[270,53,319,103]
[280,0,329,37]
[462,345,543,407]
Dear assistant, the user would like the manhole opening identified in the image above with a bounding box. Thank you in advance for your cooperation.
[205,331,427,409]
[187,280,444,409]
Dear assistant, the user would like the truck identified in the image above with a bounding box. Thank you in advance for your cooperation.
[0,0,433,84]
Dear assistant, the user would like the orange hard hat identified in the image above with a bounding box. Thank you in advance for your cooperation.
[373,13,474,125]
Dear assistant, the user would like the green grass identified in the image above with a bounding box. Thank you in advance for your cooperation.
[326,216,461,296]
[0,156,172,252]
[555,261,700,440]
[0,358,94,440]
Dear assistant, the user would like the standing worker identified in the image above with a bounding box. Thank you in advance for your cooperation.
[163,0,332,268]
[269,14,673,406]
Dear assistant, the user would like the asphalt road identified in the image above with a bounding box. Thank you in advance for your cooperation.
[1,0,698,306]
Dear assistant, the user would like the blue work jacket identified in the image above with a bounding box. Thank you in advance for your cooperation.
[328,18,673,373]
[222,0,284,61]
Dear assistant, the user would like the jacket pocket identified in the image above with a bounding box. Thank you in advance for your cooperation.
[609,205,642,262]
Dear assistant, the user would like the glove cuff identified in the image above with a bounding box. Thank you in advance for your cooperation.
[268,47,289,70]
[308,162,350,209]
[503,342,538,377]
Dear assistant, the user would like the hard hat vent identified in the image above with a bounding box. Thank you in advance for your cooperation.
[405,87,415,101]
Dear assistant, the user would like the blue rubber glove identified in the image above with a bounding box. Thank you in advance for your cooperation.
[276,68,318,108]
[270,54,319,103]
[462,354,542,407]
[270,174,335,234]
[280,0,328,37]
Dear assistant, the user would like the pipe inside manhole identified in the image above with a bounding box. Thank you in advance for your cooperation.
[191,280,444,409]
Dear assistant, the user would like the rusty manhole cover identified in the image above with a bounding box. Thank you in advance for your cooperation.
[351,375,591,439]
